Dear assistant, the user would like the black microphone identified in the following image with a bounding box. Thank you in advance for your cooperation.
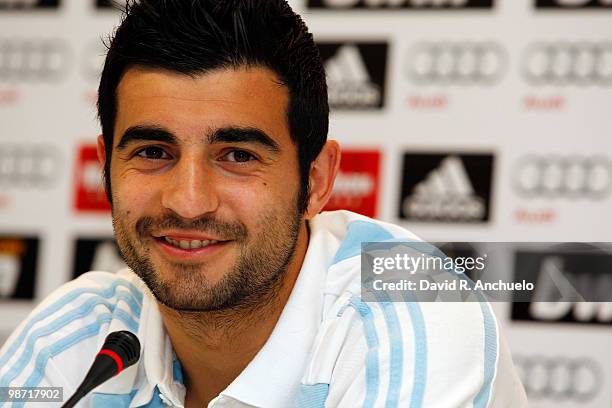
[61,330,141,408]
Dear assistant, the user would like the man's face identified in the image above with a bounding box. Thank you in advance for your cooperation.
[106,66,304,312]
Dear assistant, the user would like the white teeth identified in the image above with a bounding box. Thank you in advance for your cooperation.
[164,237,220,249]
[165,237,179,246]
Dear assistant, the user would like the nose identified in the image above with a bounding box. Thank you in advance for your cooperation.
[161,155,219,220]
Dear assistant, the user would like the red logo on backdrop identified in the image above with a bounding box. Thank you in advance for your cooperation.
[74,144,111,212]
[324,150,381,218]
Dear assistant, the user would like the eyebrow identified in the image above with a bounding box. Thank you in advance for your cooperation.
[207,127,281,154]
[116,125,178,150]
[116,125,281,154]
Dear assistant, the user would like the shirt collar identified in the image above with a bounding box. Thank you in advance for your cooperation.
[89,274,185,407]
[214,216,338,407]
[133,293,186,407]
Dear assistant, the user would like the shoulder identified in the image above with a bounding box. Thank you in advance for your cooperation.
[0,269,146,389]
[301,294,526,407]
[302,212,526,406]
[313,210,421,299]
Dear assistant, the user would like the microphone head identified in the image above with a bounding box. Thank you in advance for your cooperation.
[100,330,141,370]
[61,331,141,407]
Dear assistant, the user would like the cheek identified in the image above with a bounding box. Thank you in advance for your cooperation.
[113,171,160,213]
[217,177,297,215]
[218,180,271,208]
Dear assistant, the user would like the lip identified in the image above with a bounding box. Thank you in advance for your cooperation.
[153,230,225,242]
[153,236,231,261]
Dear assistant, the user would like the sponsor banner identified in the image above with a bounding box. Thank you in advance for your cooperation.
[522,42,612,86]
[514,355,603,403]
[398,153,494,223]
[74,144,111,212]
[405,41,507,86]
[513,155,611,199]
[307,0,493,10]
[72,238,125,278]
[317,42,388,110]
[0,144,62,189]
[324,150,380,217]
[0,236,38,300]
[0,38,70,83]
[536,0,612,9]
[512,243,612,325]
[0,0,58,9]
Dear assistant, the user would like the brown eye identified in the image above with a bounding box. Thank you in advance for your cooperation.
[136,146,170,160]
[226,150,254,163]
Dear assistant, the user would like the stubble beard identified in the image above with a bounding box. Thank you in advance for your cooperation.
[112,202,302,314]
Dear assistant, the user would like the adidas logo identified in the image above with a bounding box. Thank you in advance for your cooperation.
[324,44,382,108]
[402,156,486,221]
[528,256,612,323]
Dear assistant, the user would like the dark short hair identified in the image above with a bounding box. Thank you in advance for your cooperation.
[97,0,328,213]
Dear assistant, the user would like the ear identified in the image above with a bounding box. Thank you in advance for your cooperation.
[96,134,107,168]
[304,140,341,220]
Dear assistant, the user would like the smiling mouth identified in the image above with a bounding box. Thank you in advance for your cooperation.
[161,236,222,250]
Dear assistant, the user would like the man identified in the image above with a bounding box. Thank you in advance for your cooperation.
[0,1,526,407]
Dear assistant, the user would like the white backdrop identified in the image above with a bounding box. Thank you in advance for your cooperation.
[1,0,611,406]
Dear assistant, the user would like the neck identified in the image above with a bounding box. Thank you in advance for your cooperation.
[159,221,310,407]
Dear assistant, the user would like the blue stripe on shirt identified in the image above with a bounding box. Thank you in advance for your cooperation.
[402,293,427,408]
[332,221,394,265]
[7,314,113,408]
[349,297,380,408]
[0,279,142,370]
[473,302,498,408]
[91,389,138,408]
[365,289,404,408]
[380,301,403,408]
[1,296,139,387]
[0,290,141,388]
[296,383,330,408]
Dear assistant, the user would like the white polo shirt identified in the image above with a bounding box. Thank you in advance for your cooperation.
[0,210,527,407]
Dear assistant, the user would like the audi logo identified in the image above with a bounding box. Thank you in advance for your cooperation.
[523,42,612,85]
[0,144,61,187]
[406,41,507,85]
[514,156,612,198]
[514,355,602,401]
[0,38,70,82]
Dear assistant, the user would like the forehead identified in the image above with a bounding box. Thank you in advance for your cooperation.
[114,66,290,146]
